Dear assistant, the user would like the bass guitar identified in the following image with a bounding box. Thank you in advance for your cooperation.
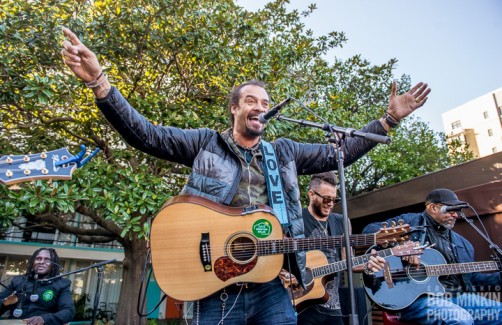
[150,194,412,301]
[290,241,424,313]
[363,248,500,310]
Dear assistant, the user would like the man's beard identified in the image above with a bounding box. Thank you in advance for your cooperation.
[442,220,455,229]
[244,126,264,137]
[312,201,329,219]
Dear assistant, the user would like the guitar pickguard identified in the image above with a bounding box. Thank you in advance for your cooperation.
[214,256,257,282]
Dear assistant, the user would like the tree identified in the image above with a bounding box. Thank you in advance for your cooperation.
[0,0,471,323]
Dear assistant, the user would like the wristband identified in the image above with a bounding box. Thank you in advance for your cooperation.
[382,112,399,128]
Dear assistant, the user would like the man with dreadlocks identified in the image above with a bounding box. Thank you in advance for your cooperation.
[0,248,75,325]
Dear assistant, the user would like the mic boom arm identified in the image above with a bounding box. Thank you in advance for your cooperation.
[276,116,391,144]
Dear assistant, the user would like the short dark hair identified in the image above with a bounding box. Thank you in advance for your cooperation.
[227,80,268,128]
[27,247,62,278]
[308,172,338,191]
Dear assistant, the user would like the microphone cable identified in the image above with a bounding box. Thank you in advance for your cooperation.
[136,248,167,318]
[29,273,39,302]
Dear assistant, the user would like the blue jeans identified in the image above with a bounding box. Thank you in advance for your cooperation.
[297,305,343,325]
[399,292,502,324]
[194,278,297,324]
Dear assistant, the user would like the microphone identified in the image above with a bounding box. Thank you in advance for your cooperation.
[441,204,469,214]
[30,274,39,302]
[258,97,292,124]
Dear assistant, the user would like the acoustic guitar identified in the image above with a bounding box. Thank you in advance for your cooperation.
[363,248,500,310]
[291,241,424,313]
[150,194,412,301]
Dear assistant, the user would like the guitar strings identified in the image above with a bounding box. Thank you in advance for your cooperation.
[199,238,410,260]
[369,263,497,279]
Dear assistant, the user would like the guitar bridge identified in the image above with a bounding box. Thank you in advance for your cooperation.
[383,262,394,288]
[200,233,212,272]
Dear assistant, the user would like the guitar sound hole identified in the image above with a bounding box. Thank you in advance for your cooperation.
[228,235,256,263]
[406,263,428,283]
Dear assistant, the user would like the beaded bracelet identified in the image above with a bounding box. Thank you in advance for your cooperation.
[382,111,399,128]
[84,71,104,88]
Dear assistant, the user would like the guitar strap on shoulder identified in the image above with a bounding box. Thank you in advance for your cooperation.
[260,141,290,227]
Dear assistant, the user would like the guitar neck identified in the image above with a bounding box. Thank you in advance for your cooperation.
[426,261,499,276]
[257,234,376,256]
[310,248,395,278]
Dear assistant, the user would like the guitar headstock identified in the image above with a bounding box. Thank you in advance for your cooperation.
[0,148,77,186]
[374,221,410,247]
[389,241,424,257]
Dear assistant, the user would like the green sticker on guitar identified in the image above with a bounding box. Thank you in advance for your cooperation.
[252,219,272,238]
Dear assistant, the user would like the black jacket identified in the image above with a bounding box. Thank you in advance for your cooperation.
[96,87,387,284]
[0,275,74,325]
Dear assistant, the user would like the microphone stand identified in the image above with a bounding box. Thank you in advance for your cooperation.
[460,213,502,267]
[276,116,390,325]
[42,259,116,325]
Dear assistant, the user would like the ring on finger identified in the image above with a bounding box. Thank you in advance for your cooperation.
[415,98,420,103]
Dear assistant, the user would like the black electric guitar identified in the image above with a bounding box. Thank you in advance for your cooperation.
[0,146,99,185]
[363,248,500,310]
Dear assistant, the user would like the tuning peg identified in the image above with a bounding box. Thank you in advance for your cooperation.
[381,221,388,229]
[391,221,396,227]
[398,219,404,225]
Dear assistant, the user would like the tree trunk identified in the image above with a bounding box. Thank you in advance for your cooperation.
[115,238,149,325]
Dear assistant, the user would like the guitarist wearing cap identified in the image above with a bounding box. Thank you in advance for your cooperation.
[363,188,502,324]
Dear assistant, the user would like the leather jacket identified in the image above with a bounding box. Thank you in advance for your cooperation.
[96,87,388,284]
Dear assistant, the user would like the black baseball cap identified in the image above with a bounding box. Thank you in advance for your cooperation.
[426,188,466,206]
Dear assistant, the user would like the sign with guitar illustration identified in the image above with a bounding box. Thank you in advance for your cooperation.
[289,241,425,313]
[363,248,500,310]
[150,194,414,301]
[0,145,100,186]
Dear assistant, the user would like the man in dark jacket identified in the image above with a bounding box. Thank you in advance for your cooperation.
[61,27,430,324]
[297,172,385,325]
[363,188,502,324]
[0,248,75,325]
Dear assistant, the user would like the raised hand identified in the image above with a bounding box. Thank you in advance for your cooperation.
[61,27,102,83]
[387,81,431,121]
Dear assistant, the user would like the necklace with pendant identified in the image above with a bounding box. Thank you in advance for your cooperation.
[315,218,329,236]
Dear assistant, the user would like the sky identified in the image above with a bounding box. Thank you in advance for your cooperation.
[237,0,502,133]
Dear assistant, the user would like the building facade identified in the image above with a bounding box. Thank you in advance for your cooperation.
[442,87,502,157]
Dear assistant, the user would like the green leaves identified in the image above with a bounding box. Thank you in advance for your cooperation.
[0,0,472,242]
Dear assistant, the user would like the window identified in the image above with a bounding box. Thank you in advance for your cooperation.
[451,120,461,129]
[488,129,493,136]
[483,111,489,119]
[492,147,498,154]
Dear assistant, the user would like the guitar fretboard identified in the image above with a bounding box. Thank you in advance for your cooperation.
[257,234,376,256]
[312,247,397,277]
[426,261,499,276]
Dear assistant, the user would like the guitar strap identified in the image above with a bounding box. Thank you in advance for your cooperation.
[260,141,290,226]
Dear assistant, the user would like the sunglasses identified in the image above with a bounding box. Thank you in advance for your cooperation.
[311,190,339,204]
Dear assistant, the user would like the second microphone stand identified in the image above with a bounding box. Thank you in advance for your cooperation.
[43,259,117,325]
[277,115,390,325]
[460,212,502,268]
